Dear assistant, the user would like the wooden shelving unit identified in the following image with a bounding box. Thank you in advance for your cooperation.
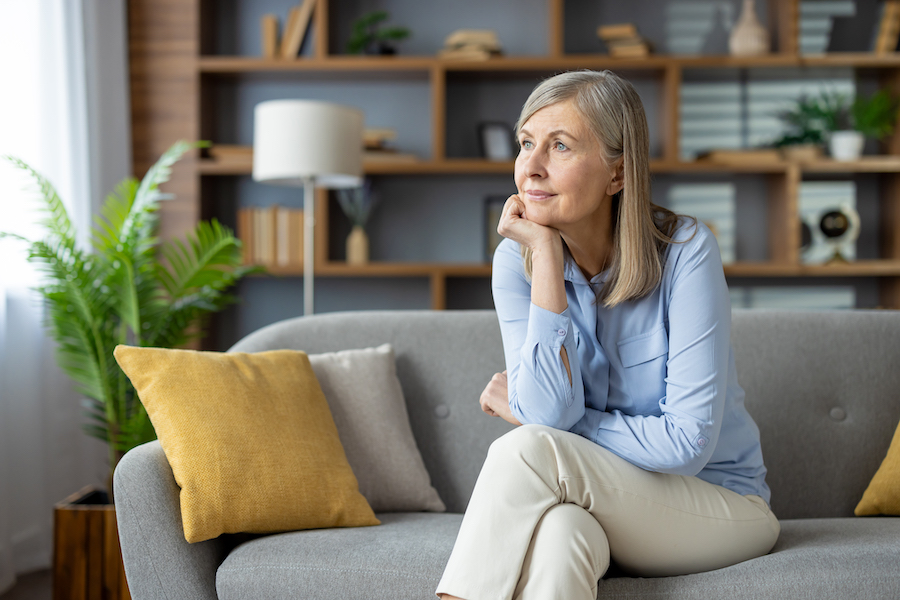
[128,0,900,316]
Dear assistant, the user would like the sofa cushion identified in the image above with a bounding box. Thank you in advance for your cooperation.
[216,516,900,600]
[114,345,379,543]
[215,513,461,600]
[309,344,445,512]
[855,416,900,516]
[228,310,514,514]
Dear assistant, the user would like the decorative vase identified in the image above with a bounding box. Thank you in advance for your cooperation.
[729,0,769,56]
[53,486,131,600]
[829,131,864,161]
[346,226,369,265]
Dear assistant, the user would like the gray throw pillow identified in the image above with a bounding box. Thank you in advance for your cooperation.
[308,344,446,513]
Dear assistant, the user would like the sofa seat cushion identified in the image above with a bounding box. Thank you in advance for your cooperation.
[216,513,461,600]
[217,516,900,600]
[602,518,900,599]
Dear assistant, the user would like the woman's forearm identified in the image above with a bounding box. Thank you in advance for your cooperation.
[529,239,567,314]
[529,240,572,384]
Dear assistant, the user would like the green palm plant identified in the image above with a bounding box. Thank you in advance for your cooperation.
[1,140,256,479]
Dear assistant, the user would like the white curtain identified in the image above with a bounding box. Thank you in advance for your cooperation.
[0,0,131,592]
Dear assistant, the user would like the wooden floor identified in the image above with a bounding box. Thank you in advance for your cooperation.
[0,571,51,600]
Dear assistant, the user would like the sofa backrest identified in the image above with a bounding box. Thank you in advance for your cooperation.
[730,309,900,519]
[230,309,900,519]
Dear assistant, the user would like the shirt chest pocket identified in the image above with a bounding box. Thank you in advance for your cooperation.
[617,325,668,406]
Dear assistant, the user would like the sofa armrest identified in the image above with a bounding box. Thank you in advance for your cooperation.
[114,441,228,600]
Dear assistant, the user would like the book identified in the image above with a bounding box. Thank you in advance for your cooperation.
[207,144,252,160]
[261,14,279,58]
[290,210,304,267]
[438,46,498,61]
[875,0,900,53]
[252,208,265,266]
[608,41,650,58]
[237,209,253,265]
[443,29,502,52]
[280,0,316,59]
[276,206,291,266]
[364,128,398,150]
[596,23,638,40]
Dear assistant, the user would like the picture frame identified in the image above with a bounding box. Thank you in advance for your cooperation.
[484,195,508,263]
[478,122,516,161]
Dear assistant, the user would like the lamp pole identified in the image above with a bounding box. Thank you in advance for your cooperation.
[303,176,315,316]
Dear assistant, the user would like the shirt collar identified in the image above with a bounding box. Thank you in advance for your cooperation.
[562,243,610,286]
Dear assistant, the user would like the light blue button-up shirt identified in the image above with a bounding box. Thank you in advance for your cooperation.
[492,220,771,503]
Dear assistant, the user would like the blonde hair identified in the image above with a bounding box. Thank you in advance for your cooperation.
[515,70,691,307]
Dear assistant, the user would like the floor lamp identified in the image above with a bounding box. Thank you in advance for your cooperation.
[252,100,364,315]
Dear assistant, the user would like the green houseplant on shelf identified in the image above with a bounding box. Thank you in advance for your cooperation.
[2,140,255,599]
[816,90,900,160]
[773,95,830,161]
[346,10,410,55]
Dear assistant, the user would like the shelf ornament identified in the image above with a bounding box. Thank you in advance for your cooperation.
[729,0,769,56]
[336,180,378,266]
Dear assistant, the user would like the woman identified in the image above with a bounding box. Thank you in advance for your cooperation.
[435,70,780,600]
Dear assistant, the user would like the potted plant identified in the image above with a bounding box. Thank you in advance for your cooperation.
[772,95,829,161]
[817,90,900,160]
[346,10,410,55]
[1,140,255,599]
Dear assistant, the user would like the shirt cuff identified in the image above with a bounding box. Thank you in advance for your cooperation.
[524,302,573,350]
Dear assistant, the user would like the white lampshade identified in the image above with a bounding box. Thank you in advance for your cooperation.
[252,100,364,188]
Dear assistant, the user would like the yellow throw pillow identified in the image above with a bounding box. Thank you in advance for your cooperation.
[114,345,379,543]
[855,417,900,516]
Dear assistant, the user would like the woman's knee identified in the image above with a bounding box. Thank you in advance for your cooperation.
[487,424,557,461]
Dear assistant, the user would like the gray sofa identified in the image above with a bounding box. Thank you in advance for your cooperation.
[114,309,900,599]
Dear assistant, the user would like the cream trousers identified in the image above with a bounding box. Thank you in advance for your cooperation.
[436,425,780,600]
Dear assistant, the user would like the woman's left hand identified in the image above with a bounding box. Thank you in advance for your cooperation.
[479,371,522,426]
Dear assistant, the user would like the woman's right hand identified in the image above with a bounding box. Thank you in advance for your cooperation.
[497,194,560,252]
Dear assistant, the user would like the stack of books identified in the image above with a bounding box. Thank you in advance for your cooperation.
[260,0,316,59]
[205,144,253,169]
[363,128,417,163]
[237,206,304,269]
[596,23,651,58]
[438,29,503,61]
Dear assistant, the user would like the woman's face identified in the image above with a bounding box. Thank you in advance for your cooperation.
[514,99,622,234]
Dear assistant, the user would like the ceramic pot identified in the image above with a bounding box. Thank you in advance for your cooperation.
[829,131,864,161]
[729,0,769,56]
[346,225,369,265]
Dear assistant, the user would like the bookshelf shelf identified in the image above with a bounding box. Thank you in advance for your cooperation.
[200,155,900,176]
[724,261,900,278]
[252,262,492,278]
[197,53,900,75]
[251,260,900,280]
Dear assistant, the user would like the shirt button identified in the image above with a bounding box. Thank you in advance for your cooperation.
[557,329,566,336]
[697,437,707,447]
